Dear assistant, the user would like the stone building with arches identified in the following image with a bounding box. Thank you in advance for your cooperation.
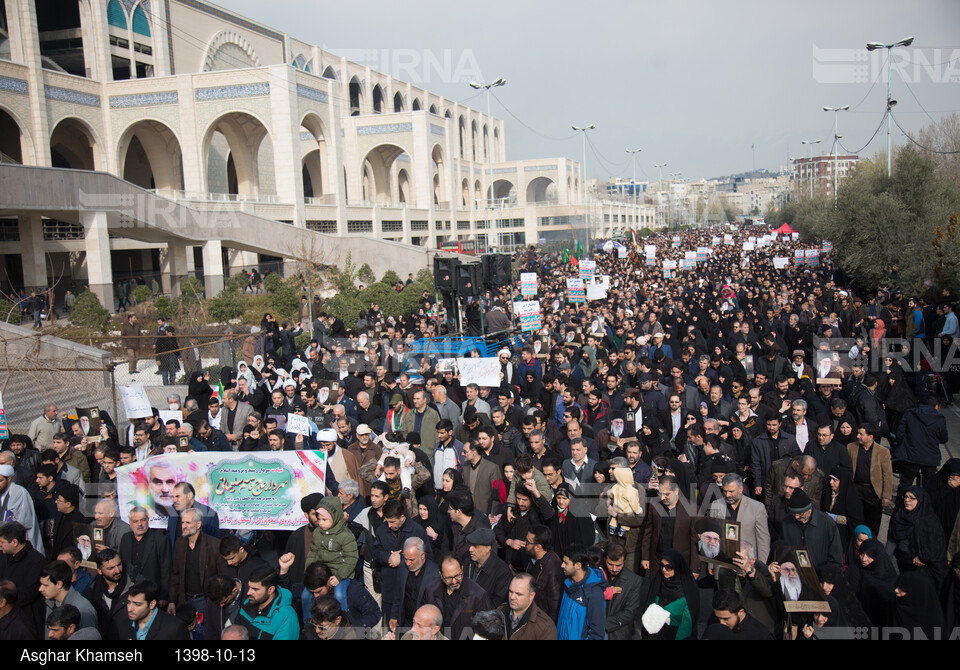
[0,0,654,308]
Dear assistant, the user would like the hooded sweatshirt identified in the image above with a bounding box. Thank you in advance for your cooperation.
[305,496,359,581]
[556,565,607,640]
[238,585,300,640]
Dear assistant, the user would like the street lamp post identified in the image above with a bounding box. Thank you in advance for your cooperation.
[867,37,913,177]
[801,139,821,199]
[625,148,642,228]
[654,162,666,228]
[572,124,595,243]
[469,77,506,244]
[823,105,850,208]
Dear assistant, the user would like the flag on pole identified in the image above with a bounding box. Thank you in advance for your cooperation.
[211,380,223,404]
[630,228,639,248]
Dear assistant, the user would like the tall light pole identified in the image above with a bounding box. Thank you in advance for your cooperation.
[801,139,821,199]
[654,162,666,228]
[572,124,595,242]
[625,148,642,219]
[469,77,505,245]
[867,37,913,177]
[823,105,849,208]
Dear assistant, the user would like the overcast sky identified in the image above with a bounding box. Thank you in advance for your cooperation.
[229,0,960,181]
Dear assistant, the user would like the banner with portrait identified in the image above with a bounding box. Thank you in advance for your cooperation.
[116,451,328,530]
[773,545,830,613]
[693,516,740,571]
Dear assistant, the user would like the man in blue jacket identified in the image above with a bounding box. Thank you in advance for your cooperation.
[556,544,606,640]
[895,395,949,504]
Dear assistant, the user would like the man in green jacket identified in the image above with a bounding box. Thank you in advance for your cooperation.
[238,565,300,640]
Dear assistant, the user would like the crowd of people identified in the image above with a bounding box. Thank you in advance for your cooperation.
[1,223,958,642]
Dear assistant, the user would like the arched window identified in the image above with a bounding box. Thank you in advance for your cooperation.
[107,0,127,29]
[132,5,150,36]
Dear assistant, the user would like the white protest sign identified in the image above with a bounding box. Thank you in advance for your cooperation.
[158,410,182,427]
[119,384,152,419]
[456,357,501,387]
[567,277,585,304]
[586,283,608,301]
[742,242,755,252]
[724,234,734,245]
[285,414,313,436]
[644,244,657,257]
[578,259,596,281]
[773,257,789,270]
[516,301,542,332]
[617,246,628,259]
[520,272,538,297]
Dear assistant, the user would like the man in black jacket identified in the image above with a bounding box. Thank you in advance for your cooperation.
[278,321,303,368]
[0,579,37,640]
[465,528,512,609]
[496,486,554,572]
[604,542,642,640]
[702,589,773,640]
[525,524,562,622]
[124,580,190,640]
[119,506,171,600]
[83,548,140,640]
[422,554,491,640]
[203,575,249,641]
[0,521,46,634]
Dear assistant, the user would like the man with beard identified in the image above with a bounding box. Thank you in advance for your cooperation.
[422,554,491,640]
[709,474,770,567]
[702,589,774,640]
[780,490,843,572]
[695,517,733,565]
[282,494,322,587]
[83,547,139,639]
[145,460,183,522]
[604,542,642,640]
[774,560,807,602]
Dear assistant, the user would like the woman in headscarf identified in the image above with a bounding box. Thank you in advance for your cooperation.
[724,420,753,476]
[879,355,917,436]
[218,366,236,392]
[665,458,695,503]
[930,458,960,541]
[942,553,960,630]
[871,318,886,350]
[236,360,256,389]
[639,416,668,459]
[887,486,948,586]
[821,465,864,566]
[835,417,857,444]
[845,524,873,574]
[637,548,700,640]
[846,538,898,626]
[798,595,851,639]
[417,495,444,557]
[818,564,872,629]
[891,572,945,640]
[520,370,549,410]
[186,370,212,407]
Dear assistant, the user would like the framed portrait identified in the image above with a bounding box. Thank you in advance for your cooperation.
[775,546,830,613]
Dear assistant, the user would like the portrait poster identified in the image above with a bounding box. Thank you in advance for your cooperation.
[773,546,830,613]
[116,451,328,530]
[692,516,740,571]
[75,407,102,438]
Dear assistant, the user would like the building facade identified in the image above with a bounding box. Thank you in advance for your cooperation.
[792,154,859,199]
[0,0,656,306]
